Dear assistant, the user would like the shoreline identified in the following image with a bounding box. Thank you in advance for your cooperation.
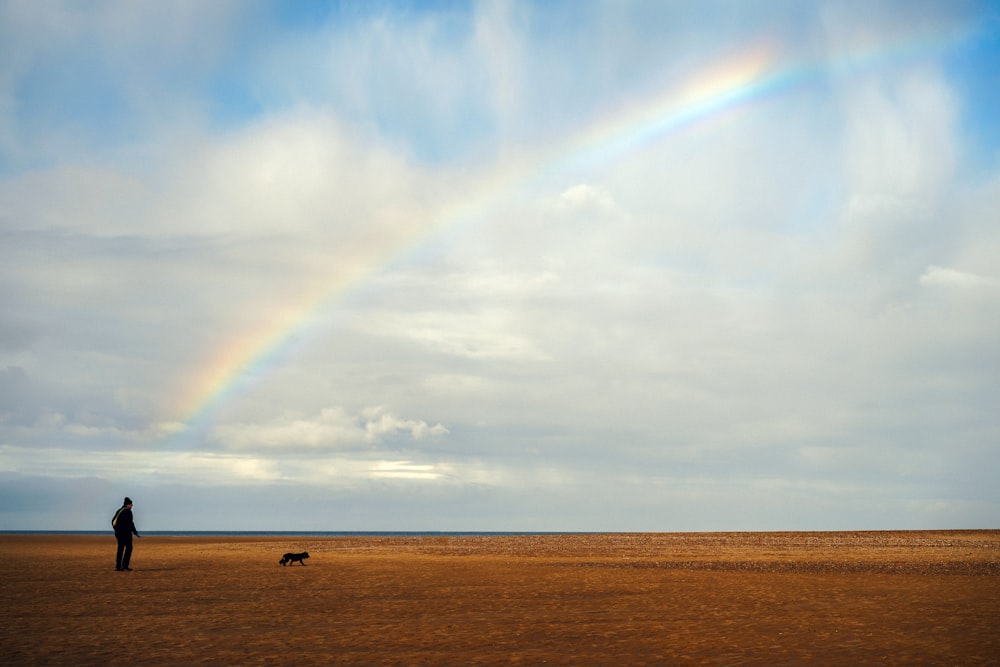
[0,528,1000,538]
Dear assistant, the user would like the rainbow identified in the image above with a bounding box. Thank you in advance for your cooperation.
[162,28,970,442]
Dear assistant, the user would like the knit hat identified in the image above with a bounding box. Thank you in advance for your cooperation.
[123,497,133,505]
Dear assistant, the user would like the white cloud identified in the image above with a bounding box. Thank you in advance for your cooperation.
[361,407,450,443]
[919,265,1000,290]
[211,406,448,451]
[0,445,283,484]
[354,301,552,361]
[551,183,619,215]
[472,1,528,129]
[369,460,448,480]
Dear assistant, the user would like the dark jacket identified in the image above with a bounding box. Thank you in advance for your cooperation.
[112,506,138,538]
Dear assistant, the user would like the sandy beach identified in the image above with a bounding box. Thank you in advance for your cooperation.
[2,531,997,665]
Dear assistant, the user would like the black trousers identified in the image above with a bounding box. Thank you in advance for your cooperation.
[115,536,133,569]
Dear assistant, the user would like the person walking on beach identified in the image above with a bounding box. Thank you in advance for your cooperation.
[112,497,140,571]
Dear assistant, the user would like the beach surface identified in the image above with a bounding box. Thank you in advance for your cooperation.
[2,531,998,665]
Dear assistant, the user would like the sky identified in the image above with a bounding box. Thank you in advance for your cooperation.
[1,0,999,532]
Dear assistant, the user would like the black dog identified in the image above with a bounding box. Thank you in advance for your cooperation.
[279,551,310,566]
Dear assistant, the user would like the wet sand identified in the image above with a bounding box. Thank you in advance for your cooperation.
[2,531,998,665]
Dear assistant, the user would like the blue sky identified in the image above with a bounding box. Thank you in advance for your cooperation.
[1,1,999,531]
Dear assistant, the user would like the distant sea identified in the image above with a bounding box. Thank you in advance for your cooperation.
[1,531,571,537]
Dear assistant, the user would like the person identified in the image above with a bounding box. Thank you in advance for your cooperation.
[112,497,140,571]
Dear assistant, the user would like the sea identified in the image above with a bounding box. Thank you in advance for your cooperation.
[1,531,572,537]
